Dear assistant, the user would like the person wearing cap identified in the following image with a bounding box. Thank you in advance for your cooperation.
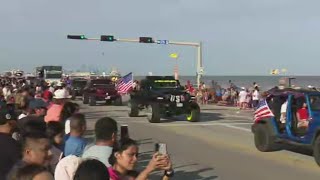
[0,107,20,180]
[45,89,71,123]
[238,87,248,109]
[17,99,48,135]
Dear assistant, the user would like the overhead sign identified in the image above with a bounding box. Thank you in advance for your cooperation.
[157,40,169,45]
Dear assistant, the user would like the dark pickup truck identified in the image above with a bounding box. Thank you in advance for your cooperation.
[82,78,122,106]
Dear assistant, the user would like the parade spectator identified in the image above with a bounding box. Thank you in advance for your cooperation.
[74,159,110,180]
[64,113,87,157]
[108,138,172,180]
[246,89,252,109]
[238,87,248,109]
[0,108,20,180]
[60,102,79,134]
[17,96,30,120]
[54,155,82,180]
[297,102,309,128]
[252,86,260,109]
[45,89,71,123]
[82,117,118,167]
[19,120,47,139]
[203,89,209,104]
[18,99,48,133]
[46,122,64,173]
[7,133,52,179]
[8,164,54,180]
[3,83,12,101]
[280,99,288,124]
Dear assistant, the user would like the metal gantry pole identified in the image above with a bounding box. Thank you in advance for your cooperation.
[68,36,203,88]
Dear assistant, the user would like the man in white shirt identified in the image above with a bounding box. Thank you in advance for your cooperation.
[252,87,260,109]
[280,100,288,123]
[238,87,248,109]
[82,117,118,167]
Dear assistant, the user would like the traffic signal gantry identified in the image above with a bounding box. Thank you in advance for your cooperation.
[67,35,203,87]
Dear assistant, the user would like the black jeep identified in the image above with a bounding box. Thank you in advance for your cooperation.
[128,76,200,123]
[70,78,87,100]
[82,78,122,106]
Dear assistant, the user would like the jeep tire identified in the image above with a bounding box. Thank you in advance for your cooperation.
[83,95,89,104]
[89,96,96,106]
[313,135,320,166]
[254,124,277,152]
[129,101,139,117]
[186,104,200,122]
[147,103,161,123]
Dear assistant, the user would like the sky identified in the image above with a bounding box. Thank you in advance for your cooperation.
[1,0,320,75]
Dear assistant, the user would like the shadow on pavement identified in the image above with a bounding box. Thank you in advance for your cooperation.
[159,112,223,123]
[280,144,313,156]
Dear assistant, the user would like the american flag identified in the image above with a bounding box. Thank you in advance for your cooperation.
[254,100,274,122]
[116,72,133,94]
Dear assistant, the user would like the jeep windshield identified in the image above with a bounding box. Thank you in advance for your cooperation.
[152,80,179,89]
[73,80,87,87]
[91,80,114,88]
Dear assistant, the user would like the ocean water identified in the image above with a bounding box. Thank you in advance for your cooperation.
[134,76,320,90]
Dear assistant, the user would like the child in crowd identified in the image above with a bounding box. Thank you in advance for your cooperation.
[46,122,64,173]
[64,113,87,157]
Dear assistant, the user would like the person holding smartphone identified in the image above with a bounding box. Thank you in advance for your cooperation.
[108,138,173,180]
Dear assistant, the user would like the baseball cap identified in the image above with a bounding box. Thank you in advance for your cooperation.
[29,99,48,110]
[0,106,17,125]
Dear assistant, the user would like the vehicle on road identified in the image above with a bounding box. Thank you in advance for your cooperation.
[128,76,200,123]
[70,78,87,99]
[82,78,122,106]
[36,66,63,85]
[251,87,320,166]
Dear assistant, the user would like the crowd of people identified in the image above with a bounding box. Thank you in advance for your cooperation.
[185,80,262,110]
[0,77,173,180]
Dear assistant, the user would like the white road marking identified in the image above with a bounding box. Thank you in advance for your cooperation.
[220,124,252,132]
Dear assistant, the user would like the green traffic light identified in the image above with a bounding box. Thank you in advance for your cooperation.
[80,35,85,39]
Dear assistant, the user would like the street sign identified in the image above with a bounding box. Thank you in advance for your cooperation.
[157,40,169,45]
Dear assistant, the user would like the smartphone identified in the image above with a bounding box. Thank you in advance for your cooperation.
[120,125,129,140]
[155,143,167,155]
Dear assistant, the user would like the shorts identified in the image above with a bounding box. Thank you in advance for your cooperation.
[298,121,309,128]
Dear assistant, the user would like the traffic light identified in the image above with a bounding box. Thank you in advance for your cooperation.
[139,37,153,43]
[101,35,115,42]
[67,35,86,40]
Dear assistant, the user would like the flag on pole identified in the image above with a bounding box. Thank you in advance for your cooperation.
[116,72,133,94]
[170,53,179,59]
[270,69,279,75]
[254,100,274,122]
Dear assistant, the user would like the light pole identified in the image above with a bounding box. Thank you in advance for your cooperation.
[67,35,203,87]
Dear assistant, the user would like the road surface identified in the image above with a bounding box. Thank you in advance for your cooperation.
[77,98,320,180]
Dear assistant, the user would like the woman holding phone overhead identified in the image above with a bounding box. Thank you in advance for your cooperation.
[108,138,173,180]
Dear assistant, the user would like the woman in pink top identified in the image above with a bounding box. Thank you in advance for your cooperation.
[45,89,71,123]
[108,138,173,180]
